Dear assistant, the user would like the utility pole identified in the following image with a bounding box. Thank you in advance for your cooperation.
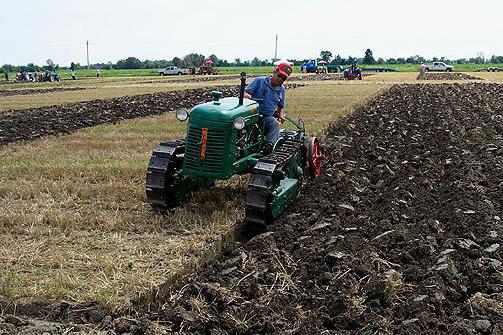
[86,40,90,70]
[274,35,278,62]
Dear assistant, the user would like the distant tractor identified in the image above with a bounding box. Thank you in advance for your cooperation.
[37,71,61,82]
[316,60,328,74]
[15,72,34,82]
[301,59,345,74]
[300,60,318,73]
[343,64,362,80]
[199,59,219,75]
[145,73,324,229]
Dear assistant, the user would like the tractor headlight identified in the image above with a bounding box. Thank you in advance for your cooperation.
[233,117,246,130]
[176,108,189,121]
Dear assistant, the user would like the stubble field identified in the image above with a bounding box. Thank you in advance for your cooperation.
[0,72,502,334]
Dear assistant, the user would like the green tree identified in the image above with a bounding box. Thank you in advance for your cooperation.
[172,57,182,67]
[320,50,333,62]
[491,55,503,63]
[207,54,219,65]
[331,55,344,65]
[115,57,142,69]
[46,59,55,71]
[183,53,205,67]
[363,49,375,64]
[250,57,261,66]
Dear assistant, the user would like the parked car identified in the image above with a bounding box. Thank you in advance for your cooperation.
[425,62,454,72]
[159,66,190,76]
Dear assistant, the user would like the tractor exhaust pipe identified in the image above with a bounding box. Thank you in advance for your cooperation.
[238,72,246,105]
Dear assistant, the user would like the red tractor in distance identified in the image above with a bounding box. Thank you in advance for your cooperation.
[199,59,219,75]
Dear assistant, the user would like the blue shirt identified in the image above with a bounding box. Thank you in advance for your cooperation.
[245,76,286,116]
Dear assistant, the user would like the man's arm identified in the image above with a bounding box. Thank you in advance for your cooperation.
[276,107,285,123]
[244,78,259,100]
[276,87,286,122]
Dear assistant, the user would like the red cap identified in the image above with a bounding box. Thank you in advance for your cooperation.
[276,63,293,78]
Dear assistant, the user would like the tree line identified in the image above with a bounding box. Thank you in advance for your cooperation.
[2,49,503,73]
[320,49,503,65]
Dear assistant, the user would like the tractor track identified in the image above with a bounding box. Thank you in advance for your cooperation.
[2,83,503,334]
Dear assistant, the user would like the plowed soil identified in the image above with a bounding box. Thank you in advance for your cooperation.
[2,83,503,334]
[297,73,345,81]
[142,83,503,334]
[0,83,303,146]
[419,72,483,80]
[0,87,86,97]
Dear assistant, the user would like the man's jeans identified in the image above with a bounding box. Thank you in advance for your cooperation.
[260,115,280,145]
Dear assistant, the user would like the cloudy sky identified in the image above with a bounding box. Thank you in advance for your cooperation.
[2,0,502,66]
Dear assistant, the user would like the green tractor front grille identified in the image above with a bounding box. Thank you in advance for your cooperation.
[183,124,234,179]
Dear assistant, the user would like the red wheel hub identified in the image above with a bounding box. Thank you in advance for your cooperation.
[306,137,324,178]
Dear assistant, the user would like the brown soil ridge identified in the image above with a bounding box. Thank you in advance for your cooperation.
[0,87,86,97]
[418,72,483,80]
[0,83,303,147]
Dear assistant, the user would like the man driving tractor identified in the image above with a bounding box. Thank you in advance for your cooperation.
[243,63,293,154]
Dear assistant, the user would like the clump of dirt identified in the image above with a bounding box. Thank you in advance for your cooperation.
[418,72,483,80]
[2,83,502,334]
[0,87,86,97]
[0,83,304,146]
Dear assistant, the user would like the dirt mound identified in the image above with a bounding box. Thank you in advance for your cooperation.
[0,87,86,97]
[143,83,502,334]
[0,83,304,146]
[296,73,345,81]
[419,72,483,80]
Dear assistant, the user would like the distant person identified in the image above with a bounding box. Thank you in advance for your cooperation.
[96,67,100,79]
[71,69,76,80]
[419,62,427,79]
[4,71,8,82]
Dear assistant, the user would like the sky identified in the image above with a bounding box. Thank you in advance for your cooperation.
[1,0,502,66]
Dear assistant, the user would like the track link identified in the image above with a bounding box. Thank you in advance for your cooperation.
[245,139,304,228]
[145,139,186,212]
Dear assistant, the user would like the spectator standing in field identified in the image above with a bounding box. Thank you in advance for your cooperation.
[419,62,427,79]
[71,69,76,80]
[4,71,8,82]
[243,63,293,154]
[96,67,100,79]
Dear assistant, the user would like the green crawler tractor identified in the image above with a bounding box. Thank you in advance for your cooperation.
[145,73,323,228]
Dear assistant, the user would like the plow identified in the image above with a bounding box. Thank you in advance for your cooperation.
[146,73,323,229]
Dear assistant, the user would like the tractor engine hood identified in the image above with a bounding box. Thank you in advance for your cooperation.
[181,97,259,180]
